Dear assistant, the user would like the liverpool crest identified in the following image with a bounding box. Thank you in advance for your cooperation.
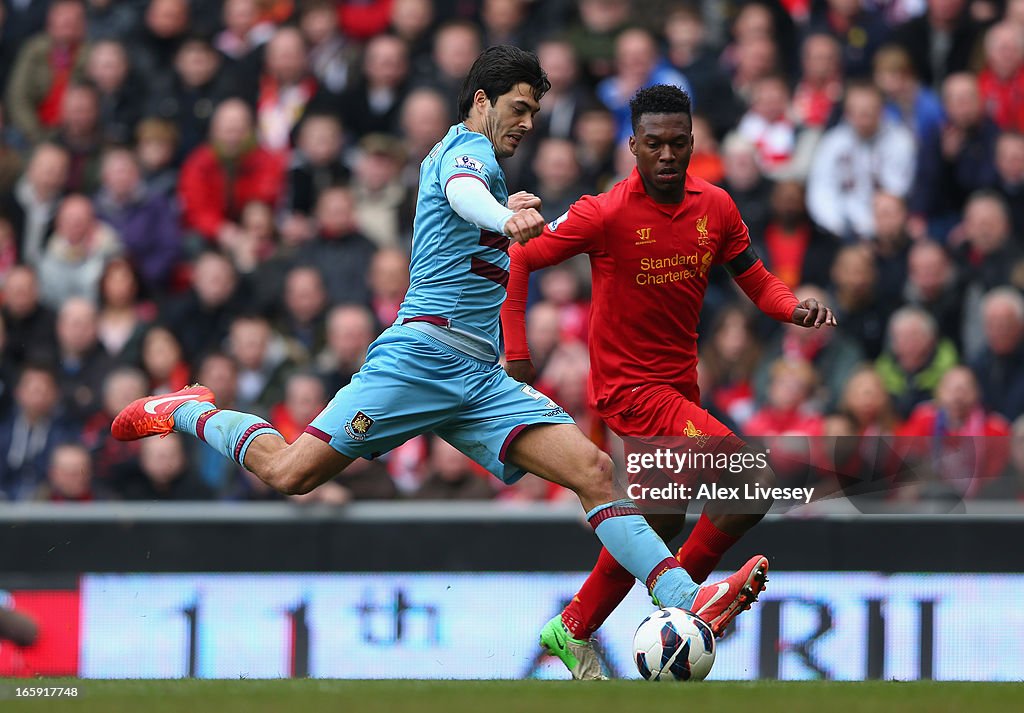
[696,214,710,246]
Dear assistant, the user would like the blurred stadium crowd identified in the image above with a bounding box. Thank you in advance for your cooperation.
[1,0,1023,504]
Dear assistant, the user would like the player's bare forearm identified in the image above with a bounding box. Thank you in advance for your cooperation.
[791,298,838,328]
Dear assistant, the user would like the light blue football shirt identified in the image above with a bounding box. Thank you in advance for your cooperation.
[397,124,511,360]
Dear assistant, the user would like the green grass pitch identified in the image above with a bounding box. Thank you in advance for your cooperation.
[3,680,1023,713]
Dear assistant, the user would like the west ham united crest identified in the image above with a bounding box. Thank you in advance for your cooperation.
[345,411,375,441]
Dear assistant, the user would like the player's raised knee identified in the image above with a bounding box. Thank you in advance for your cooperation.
[575,446,616,503]
[745,447,777,491]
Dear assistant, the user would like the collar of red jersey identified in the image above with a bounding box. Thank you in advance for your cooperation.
[628,167,704,195]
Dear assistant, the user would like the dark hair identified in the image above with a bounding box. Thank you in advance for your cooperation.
[629,84,692,134]
[98,255,146,307]
[17,361,60,385]
[457,45,550,121]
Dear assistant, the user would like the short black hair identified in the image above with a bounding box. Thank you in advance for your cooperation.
[629,85,692,134]
[457,45,550,121]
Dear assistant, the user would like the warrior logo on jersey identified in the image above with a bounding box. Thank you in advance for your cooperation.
[635,227,656,245]
[345,411,375,441]
[547,210,570,232]
[454,155,485,174]
[696,214,710,246]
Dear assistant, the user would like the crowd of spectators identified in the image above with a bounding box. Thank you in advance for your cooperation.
[1,0,1023,505]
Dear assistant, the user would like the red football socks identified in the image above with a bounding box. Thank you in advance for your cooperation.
[675,513,740,584]
[561,546,635,640]
[561,514,742,638]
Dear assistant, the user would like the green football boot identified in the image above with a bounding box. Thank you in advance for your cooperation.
[538,615,608,680]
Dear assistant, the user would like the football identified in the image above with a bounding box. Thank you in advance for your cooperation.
[633,608,716,681]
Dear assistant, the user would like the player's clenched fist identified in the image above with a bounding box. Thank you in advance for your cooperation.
[504,208,546,244]
[504,358,537,385]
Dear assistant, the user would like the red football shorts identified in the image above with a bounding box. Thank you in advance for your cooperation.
[605,384,747,498]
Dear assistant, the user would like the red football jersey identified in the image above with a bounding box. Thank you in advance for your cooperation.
[505,169,751,417]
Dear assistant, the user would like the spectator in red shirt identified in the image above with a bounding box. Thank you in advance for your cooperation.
[977,413,1024,500]
[178,98,285,245]
[736,74,797,177]
[687,115,725,185]
[4,0,89,143]
[761,179,837,290]
[899,365,1011,496]
[792,33,843,130]
[271,372,328,444]
[978,22,1024,133]
[698,305,761,431]
[337,0,394,41]
[746,358,825,437]
[251,27,321,153]
[139,325,190,395]
[537,265,589,346]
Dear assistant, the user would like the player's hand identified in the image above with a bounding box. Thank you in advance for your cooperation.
[791,298,837,328]
[507,191,542,211]
[505,358,537,384]
[504,208,546,244]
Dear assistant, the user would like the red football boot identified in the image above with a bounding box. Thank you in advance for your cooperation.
[691,554,769,636]
[111,385,216,441]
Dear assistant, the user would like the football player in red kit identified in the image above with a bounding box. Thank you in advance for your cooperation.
[502,85,836,679]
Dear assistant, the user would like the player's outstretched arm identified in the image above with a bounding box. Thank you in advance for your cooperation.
[728,247,836,328]
[445,175,544,244]
[502,196,606,382]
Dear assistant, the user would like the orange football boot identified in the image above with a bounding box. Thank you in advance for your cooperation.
[690,554,769,636]
[111,385,216,441]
